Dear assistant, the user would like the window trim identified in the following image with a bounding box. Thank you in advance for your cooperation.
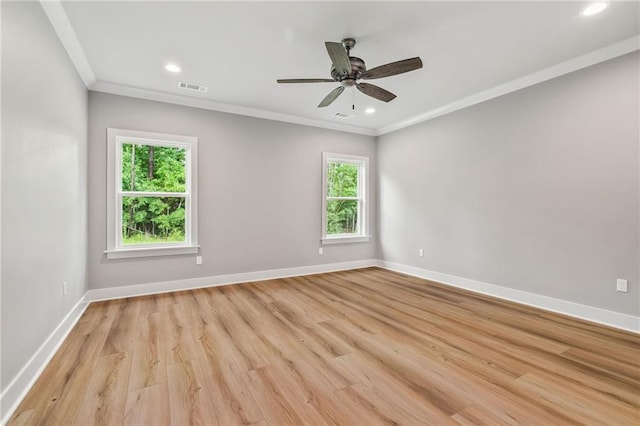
[321,152,370,245]
[105,128,199,259]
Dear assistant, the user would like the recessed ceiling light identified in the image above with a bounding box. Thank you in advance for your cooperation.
[365,107,375,114]
[581,2,608,16]
[165,63,182,73]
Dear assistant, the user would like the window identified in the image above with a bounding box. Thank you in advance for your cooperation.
[106,128,198,259]
[322,152,370,244]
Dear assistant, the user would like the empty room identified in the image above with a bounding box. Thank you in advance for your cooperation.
[1,0,639,424]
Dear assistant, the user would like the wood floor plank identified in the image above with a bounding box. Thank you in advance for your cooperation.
[5,409,34,425]
[122,384,170,426]
[514,372,639,424]
[196,329,265,425]
[334,385,405,425]
[161,302,200,365]
[7,267,640,425]
[101,298,140,356]
[268,355,361,422]
[332,353,456,424]
[257,363,347,426]
[221,285,283,338]
[452,404,533,426]
[128,311,167,391]
[261,319,356,391]
[167,360,220,425]
[243,367,305,426]
[209,289,273,371]
[73,351,132,425]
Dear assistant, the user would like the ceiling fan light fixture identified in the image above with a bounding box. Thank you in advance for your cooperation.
[365,107,376,114]
[581,2,608,16]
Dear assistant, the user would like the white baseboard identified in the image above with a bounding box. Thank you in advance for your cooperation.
[380,260,640,334]
[86,258,639,333]
[0,296,90,425]
[86,259,381,302]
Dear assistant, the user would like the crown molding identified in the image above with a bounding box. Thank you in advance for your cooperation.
[39,0,96,87]
[39,0,374,136]
[89,81,377,136]
[40,0,638,137]
[377,35,640,135]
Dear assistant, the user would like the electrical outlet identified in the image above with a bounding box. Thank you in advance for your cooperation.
[318,247,324,255]
[196,256,203,265]
[418,249,424,257]
[616,279,628,293]
[63,281,67,296]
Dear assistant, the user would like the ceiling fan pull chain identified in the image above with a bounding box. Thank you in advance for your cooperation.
[352,87,355,110]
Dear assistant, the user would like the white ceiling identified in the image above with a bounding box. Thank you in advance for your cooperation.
[51,1,639,135]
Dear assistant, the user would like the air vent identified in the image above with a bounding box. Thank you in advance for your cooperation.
[333,112,353,119]
[178,82,208,93]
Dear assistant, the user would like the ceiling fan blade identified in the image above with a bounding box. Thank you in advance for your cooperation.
[318,86,345,108]
[277,78,336,83]
[356,82,396,103]
[325,42,351,76]
[362,57,423,80]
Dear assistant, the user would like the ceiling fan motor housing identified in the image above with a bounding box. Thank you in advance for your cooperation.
[331,56,366,85]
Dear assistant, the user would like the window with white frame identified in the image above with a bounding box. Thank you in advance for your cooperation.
[106,128,199,259]
[322,152,370,244]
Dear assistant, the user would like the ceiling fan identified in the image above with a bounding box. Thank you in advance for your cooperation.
[277,38,423,108]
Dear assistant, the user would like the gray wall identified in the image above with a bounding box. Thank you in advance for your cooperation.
[378,52,639,316]
[88,92,377,289]
[1,1,88,389]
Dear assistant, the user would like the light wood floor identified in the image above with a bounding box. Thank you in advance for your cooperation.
[8,267,640,425]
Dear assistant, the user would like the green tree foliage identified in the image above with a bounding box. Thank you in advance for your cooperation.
[327,162,359,234]
[121,143,186,244]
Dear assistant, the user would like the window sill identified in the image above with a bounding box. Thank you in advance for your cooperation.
[105,245,200,259]
[321,235,371,245]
